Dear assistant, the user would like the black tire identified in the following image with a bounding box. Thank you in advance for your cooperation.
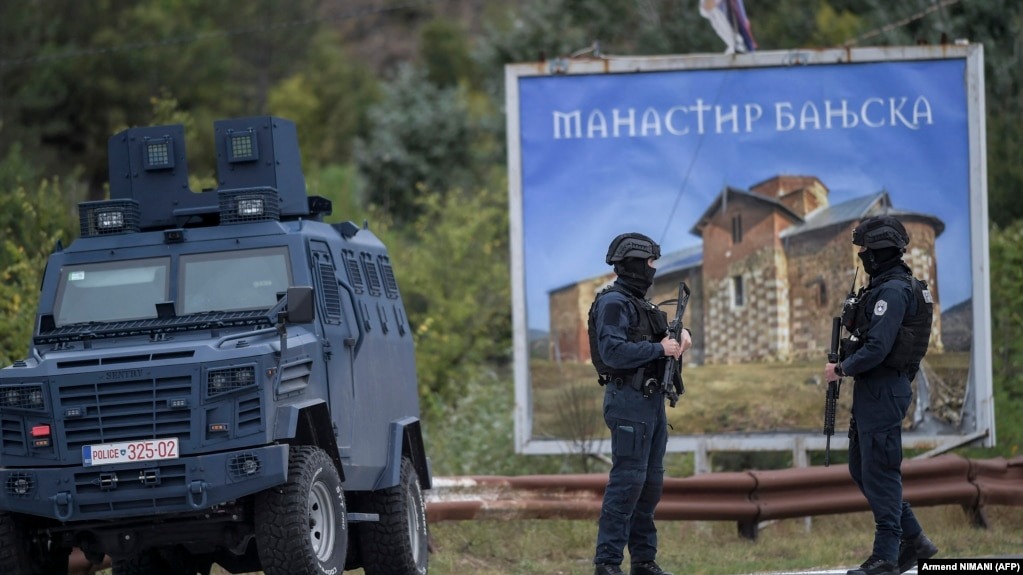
[111,551,155,575]
[359,457,429,575]
[0,512,69,575]
[255,446,348,575]
[111,547,198,575]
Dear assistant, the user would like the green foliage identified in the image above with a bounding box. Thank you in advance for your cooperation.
[268,29,381,169]
[420,18,478,89]
[476,0,720,86]
[354,65,475,224]
[477,0,586,65]
[0,0,323,197]
[0,150,79,366]
[307,164,366,225]
[987,221,1023,455]
[371,183,511,416]
[812,3,864,46]
[754,0,831,49]
[423,370,572,476]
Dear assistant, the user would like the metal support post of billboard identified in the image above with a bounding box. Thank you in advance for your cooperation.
[792,436,812,533]
[694,439,710,475]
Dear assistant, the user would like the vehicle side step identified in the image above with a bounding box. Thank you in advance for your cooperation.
[346,513,379,523]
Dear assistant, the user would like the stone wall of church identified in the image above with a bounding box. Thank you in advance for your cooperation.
[704,246,792,364]
[548,272,614,363]
[784,226,858,360]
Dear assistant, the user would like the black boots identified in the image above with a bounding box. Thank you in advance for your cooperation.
[898,532,939,573]
[847,556,899,575]
[632,561,674,575]
[595,562,674,575]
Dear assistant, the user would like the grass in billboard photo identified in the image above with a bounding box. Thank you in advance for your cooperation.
[530,352,971,440]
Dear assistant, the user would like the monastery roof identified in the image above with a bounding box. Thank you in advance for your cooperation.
[781,191,945,239]
[656,244,703,276]
[690,186,803,236]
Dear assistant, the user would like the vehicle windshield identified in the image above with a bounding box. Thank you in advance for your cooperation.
[54,258,170,327]
[51,247,293,328]
[179,247,291,315]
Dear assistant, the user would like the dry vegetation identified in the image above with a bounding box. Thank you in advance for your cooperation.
[424,505,1023,575]
[530,352,971,441]
[93,504,1021,574]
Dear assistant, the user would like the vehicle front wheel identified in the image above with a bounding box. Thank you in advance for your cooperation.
[0,512,69,575]
[359,456,429,575]
[255,446,348,575]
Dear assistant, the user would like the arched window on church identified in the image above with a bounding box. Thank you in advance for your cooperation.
[731,214,743,244]
[732,275,745,307]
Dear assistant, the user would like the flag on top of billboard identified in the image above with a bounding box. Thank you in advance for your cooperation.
[699,0,757,54]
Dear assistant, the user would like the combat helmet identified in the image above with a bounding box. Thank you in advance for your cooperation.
[606,232,661,265]
[852,215,910,250]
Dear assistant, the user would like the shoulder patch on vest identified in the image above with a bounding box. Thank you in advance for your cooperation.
[921,288,933,304]
[874,300,888,316]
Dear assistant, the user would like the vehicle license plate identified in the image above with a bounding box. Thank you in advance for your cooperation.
[82,438,179,467]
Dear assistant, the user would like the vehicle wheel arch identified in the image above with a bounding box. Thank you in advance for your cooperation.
[273,401,345,481]
[378,417,430,491]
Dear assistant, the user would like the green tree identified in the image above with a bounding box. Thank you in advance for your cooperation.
[1,0,326,199]
[987,221,1023,454]
[0,149,79,366]
[268,28,381,170]
[353,64,475,224]
[373,183,511,415]
[420,18,478,89]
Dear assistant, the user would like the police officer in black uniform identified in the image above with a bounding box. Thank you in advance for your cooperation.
[589,233,692,575]
[824,215,939,575]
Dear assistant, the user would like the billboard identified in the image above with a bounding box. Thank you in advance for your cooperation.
[506,45,993,457]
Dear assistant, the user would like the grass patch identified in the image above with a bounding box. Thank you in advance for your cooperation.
[90,505,1022,574]
[425,505,1023,575]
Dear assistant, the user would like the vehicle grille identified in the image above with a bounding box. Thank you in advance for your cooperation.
[74,463,188,515]
[58,376,193,452]
[0,417,26,456]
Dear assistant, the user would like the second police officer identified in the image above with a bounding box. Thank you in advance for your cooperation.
[588,233,693,575]
[824,215,939,575]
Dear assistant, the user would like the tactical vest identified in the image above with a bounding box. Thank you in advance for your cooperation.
[845,274,932,375]
[586,285,669,385]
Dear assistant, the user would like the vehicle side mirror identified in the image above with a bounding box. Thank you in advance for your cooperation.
[285,286,315,323]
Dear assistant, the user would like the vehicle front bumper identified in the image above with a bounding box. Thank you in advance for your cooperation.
[0,444,288,522]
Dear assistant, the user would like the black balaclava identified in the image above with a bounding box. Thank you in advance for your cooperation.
[858,246,902,276]
[614,256,655,296]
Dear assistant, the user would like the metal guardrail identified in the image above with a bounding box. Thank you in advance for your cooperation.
[67,454,1023,573]
[425,454,1023,540]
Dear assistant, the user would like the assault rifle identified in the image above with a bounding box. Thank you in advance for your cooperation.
[824,269,859,466]
[823,316,843,467]
[661,282,690,408]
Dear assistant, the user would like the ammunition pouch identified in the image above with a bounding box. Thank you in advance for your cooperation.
[839,336,861,360]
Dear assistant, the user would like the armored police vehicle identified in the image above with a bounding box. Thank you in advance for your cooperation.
[0,116,431,575]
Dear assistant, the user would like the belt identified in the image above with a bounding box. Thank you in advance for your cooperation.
[605,372,661,395]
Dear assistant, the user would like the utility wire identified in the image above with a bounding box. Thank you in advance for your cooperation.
[844,0,963,47]
[0,0,446,69]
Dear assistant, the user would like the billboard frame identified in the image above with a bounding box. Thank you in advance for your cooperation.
[506,44,992,457]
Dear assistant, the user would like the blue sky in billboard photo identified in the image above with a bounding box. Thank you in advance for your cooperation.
[518,59,973,331]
